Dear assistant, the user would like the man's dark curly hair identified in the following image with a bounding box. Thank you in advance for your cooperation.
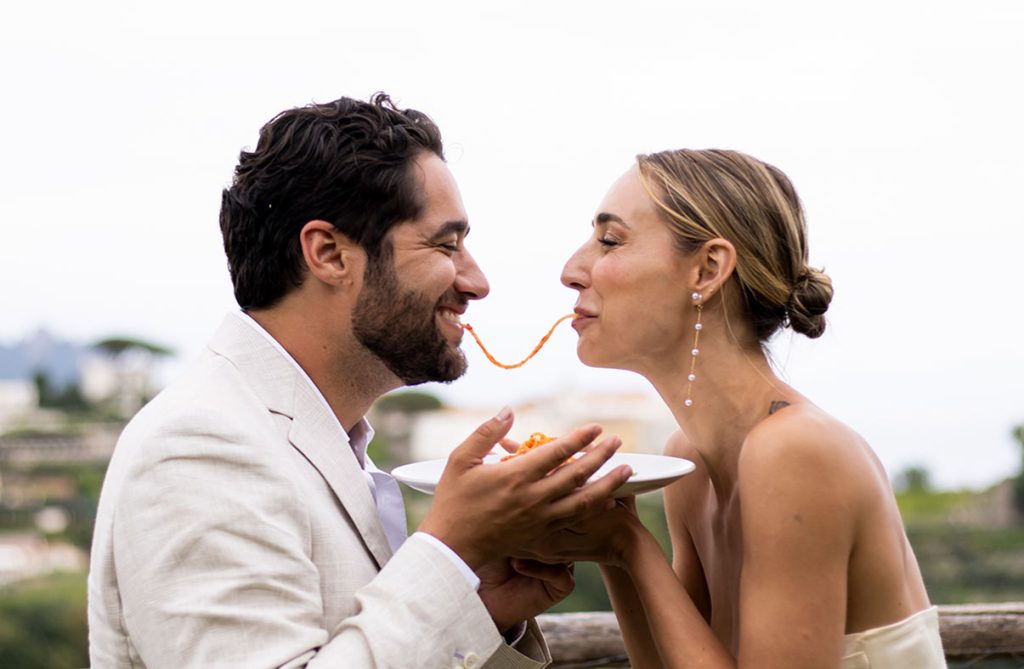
[219,93,445,309]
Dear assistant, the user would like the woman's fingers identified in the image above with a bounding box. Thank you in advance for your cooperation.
[510,558,572,580]
[512,559,575,597]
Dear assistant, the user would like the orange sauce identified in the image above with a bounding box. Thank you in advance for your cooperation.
[500,432,558,462]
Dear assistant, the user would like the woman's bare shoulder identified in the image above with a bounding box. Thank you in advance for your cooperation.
[744,403,865,459]
[736,404,889,558]
[739,403,882,499]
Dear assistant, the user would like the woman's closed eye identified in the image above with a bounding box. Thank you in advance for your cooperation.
[598,235,621,249]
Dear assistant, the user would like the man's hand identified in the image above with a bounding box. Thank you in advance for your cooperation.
[418,408,633,570]
[514,497,645,568]
[476,558,574,633]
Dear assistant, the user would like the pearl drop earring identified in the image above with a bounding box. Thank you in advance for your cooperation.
[685,292,703,408]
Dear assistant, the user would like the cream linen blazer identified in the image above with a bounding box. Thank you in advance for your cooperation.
[88,315,550,669]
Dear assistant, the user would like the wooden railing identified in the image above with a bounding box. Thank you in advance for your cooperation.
[538,603,1024,667]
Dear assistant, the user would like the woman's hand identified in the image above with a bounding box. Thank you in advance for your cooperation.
[514,496,646,568]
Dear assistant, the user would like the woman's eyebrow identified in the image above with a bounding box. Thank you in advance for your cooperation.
[594,212,630,228]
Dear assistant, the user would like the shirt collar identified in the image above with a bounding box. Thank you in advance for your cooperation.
[232,310,374,466]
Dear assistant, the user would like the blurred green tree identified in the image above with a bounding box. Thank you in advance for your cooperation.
[897,465,932,494]
[374,390,443,413]
[92,337,173,357]
[0,573,88,669]
[368,390,444,466]
[90,336,175,414]
[32,370,89,412]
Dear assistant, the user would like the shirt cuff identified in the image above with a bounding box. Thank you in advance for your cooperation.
[503,620,528,647]
[413,531,481,591]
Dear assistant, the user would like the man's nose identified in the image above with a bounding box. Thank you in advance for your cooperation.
[454,249,490,300]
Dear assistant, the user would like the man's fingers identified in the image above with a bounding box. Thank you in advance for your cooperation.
[546,464,634,522]
[514,424,604,477]
[450,407,515,465]
[536,435,622,498]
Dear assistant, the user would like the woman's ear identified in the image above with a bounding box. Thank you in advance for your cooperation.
[694,237,736,298]
[299,220,365,288]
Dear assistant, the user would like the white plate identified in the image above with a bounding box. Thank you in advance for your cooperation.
[391,453,695,498]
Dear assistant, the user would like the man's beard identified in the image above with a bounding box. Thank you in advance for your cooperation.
[352,252,468,386]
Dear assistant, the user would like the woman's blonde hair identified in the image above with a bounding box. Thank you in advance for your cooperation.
[636,149,833,341]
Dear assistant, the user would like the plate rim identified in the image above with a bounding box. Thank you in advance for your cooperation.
[392,453,695,494]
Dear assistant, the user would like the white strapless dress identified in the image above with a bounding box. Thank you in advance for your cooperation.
[841,606,946,668]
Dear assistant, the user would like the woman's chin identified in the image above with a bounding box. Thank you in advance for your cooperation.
[576,343,619,370]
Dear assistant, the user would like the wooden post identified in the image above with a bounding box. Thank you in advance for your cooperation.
[538,604,1024,667]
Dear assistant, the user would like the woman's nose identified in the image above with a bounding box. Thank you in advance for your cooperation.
[561,244,590,291]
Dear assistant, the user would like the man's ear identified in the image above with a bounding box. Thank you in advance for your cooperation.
[299,220,365,287]
[693,237,737,299]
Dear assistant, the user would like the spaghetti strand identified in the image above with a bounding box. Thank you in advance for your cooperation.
[462,313,576,369]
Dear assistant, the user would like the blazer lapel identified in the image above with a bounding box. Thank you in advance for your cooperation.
[208,314,394,570]
[287,383,394,569]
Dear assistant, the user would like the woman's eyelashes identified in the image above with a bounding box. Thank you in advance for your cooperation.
[598,235,621,249]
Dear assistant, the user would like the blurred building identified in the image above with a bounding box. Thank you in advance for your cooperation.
[0,422,121,468]
[0,532,87,585]
[79,350,158,415]
[0,329,171,421]
[949,480,1022,527]
[0,379,37,430]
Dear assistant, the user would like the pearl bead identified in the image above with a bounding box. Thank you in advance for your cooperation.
[691,348,700,356]
[688,373,696,382]
[691,292,701,301]
[695,323,703,331]
[684,399,693,407]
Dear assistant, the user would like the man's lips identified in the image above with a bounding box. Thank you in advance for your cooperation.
[437,306,467,341]
[437,306,464,326]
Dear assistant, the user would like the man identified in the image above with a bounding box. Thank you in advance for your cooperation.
[88,94,632,669]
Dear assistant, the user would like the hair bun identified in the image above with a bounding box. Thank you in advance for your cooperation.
[787,267,833,338]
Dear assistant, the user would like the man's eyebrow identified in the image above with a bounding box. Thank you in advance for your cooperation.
[594,212,629,228]
[428,220,469,241]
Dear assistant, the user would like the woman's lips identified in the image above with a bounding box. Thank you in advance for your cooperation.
[571,313,596,330]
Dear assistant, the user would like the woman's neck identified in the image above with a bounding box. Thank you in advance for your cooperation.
[645,336,793,496]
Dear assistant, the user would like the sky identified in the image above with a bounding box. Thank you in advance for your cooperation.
[1,0,1022,489]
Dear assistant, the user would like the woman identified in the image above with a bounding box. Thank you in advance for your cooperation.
[544,149,945,668]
